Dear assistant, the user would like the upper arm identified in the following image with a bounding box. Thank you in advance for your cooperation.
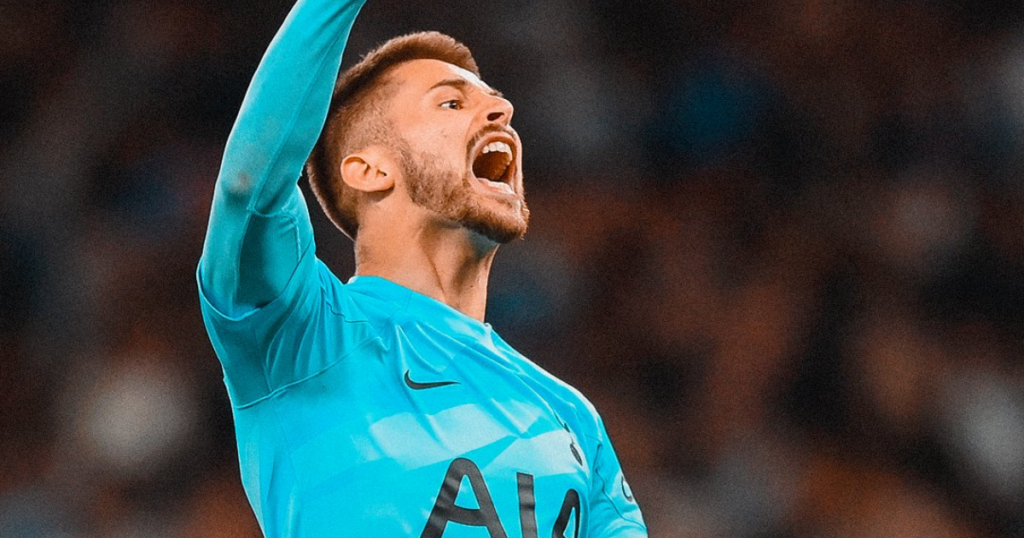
[586,416,648,537]
[199,181,315,316]
[198,0,367,316]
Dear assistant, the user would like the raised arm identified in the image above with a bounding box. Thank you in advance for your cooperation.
[199,0,366,316]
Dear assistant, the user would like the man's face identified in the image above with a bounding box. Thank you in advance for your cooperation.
[384,59,528,244]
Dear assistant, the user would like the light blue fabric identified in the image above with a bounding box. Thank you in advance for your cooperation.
[197,1,646,535]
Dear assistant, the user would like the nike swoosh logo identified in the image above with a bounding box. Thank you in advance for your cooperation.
[404,370,460,390]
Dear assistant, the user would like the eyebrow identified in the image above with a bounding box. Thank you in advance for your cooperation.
[428,78,504,98]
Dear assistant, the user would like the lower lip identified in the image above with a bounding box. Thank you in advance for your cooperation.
[474,176,517,198]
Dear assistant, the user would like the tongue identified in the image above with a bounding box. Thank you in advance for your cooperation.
[473,152,507,182]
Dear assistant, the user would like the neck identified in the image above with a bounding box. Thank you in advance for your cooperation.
[353,220,498,321]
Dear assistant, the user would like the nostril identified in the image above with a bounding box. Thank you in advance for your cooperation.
[487,111,504,122]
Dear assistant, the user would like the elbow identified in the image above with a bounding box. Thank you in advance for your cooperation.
[211,167,266,214]
[219,171,258,202]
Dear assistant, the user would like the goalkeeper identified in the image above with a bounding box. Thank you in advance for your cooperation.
[197,0,647,536]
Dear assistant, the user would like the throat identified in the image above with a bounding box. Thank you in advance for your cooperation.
[353,227,498,321]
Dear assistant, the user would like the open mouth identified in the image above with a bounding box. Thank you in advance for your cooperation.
[471,139,515,194]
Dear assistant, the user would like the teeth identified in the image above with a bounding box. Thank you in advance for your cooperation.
[481,141,513,163]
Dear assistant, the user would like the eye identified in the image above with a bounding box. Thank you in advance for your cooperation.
[441,99,462,110]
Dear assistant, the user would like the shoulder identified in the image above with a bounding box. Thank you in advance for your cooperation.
[502,346,603,433]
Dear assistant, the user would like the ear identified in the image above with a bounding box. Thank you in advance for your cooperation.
[339,146,398,193]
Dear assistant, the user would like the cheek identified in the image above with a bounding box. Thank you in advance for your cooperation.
[434,125,463,150]
[432,132,468,169]
[409,123,459,152]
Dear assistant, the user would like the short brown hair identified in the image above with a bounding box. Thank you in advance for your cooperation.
[305,31,480,239]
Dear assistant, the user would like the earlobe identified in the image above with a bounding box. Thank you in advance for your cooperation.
[340,148,396,193]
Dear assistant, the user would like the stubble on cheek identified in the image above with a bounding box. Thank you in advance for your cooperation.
[399,144,528,244]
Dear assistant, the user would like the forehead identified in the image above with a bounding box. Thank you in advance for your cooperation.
[387,58,496,95]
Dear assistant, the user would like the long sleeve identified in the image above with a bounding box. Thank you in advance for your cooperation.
[587,416,648,536]
[198,0,367,317]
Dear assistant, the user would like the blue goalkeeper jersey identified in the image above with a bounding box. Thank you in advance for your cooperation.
[196,1,646,536]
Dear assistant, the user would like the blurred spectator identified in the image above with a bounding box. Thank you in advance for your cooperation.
[6,0,1024,535]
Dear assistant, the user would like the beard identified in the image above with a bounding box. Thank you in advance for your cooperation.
[396,138,529,244]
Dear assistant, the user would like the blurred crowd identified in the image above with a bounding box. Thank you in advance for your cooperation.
[4,0,1024,536]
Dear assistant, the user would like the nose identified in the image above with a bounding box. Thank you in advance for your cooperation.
[485,96,514,125]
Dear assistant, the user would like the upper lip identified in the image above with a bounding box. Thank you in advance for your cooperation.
[470,130,519,185]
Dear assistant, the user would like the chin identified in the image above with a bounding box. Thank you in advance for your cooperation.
[462,200,530,244]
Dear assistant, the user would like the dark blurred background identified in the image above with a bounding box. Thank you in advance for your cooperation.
[5,0,1024,536]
